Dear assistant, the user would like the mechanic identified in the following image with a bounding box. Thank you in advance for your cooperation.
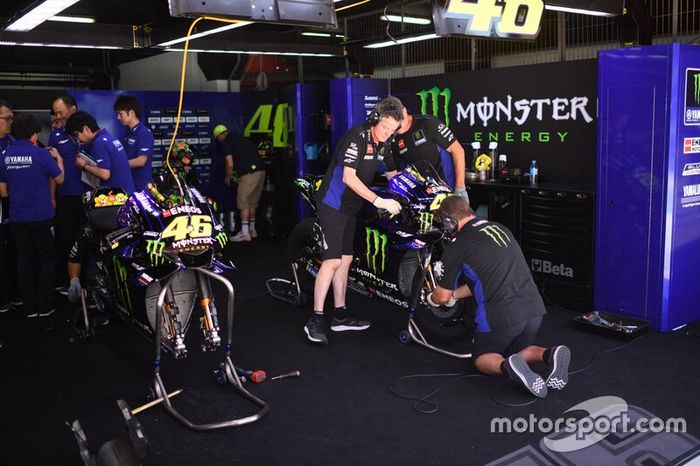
[114,95,154,191]
[304,96,404,345]
[428,195,570,398]
[392,107,468,201]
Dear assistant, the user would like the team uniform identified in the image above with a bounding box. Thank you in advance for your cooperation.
[0,134,14,153]
[123,123,154,191]
[90,128,135,193]
[220,131,265,209]
[0,140,62,316]
[0,133,16,306]
[49,127,91,287]
[315,124,396,259]
[435,218,546,357]
[392,115,456,185]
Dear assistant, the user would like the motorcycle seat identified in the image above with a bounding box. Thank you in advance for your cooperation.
[87,206,122,231]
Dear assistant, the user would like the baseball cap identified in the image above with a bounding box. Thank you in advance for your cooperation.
[212,124,228,137]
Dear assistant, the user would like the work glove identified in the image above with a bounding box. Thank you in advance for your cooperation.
[373,196,402,215]
[427,291,458,308]
[67,278,82,304]
[454,186,469,202]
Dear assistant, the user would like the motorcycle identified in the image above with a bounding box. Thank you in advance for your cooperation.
[76,176,268,431]
[268,164,473,358]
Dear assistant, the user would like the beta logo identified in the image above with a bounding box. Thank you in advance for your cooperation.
[531,258,574,278]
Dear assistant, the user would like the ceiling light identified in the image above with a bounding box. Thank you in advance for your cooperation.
[364,33,438,49]
[164,48,334,57]
[4,0,82,32]
[380,14,431,25]
[544,5,613,16]
[302,32,335,37]
[158,21,252,47]
[0,40,123,50]
[47,15,95,24]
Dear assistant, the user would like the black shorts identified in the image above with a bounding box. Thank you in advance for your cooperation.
[472,315,543,358]
[318,202,356,260]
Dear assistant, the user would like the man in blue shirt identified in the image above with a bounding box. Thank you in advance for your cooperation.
[0,114,64,318]
[0,100,13,152]
[0,99,18,314]
[49,94,90,291]
[114,95,153,191]
[66,111,135,194]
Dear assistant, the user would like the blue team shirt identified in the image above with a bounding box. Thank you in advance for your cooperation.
[0,134,14,152]
[0,140,62,222]
[48,127,90,196]
[123,123,154,191]
[91,128,135,193]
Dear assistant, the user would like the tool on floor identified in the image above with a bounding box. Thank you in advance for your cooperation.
[271,370,301,380]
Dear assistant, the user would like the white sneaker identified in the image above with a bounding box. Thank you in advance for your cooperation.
[250,229,258,238]
[229,231,252,242]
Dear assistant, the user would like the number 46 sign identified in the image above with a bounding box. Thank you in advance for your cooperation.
[439,0,544,39]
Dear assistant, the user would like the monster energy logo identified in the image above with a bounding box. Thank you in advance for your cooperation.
[215,231,228,248]
[419,212,434,231]
[417,86,451,127]
[146,239,166,266]
[365,227,388,274]
[694,73,700,105]
[479,224,510,247]
[112,256,132,311]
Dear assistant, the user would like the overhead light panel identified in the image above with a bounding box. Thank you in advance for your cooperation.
[47,15,95,24]
[364,33,438,49]
[380,14,431,25]
[543,5,614,16]
[302,32,339,37]
[0,40,123,50]
[158,21,252,47]
[4,0,82,32]
[164,48,334,57]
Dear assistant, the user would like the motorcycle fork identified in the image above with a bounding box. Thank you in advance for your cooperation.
[163,286,187,357]
[409,247,434,310]
[196,272,221,351]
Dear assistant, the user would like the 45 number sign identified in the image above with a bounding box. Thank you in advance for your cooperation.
[443,0,544,39]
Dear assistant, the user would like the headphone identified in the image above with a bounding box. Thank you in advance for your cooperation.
[366,96,405,126]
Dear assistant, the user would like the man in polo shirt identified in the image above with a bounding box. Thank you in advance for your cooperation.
[0,114,65,318]
[428,195,570,398]
[114,95,154,191]
[0,99,18,314]
[49,93,89,292]
[65,111,135,194]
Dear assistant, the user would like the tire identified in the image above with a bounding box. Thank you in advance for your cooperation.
[287,217,320,262]
[413,299,473,342]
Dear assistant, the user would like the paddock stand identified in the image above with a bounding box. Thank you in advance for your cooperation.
[153,267,268,431]
[266,263,306,307]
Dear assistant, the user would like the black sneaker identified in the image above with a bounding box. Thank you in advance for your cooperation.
[11,297,23,306]
[304,314,328,344]
[39,308,56,317]
[330,315,370,332]
[546,345,571,390]
[503,354,548,398]
[0,302,11,313]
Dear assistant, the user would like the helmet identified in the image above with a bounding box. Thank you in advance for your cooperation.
[168,141,194,168]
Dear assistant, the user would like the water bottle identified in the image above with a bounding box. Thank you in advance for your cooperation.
[529,160,538,185]
[498,154,507,179]
[488,142,498,181]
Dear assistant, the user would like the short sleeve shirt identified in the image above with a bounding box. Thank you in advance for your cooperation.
[435,218,546,333]
[49,127,90,196]
[220,132,262,175]
[91,128,135,193]
[392,115,455,172]
[316,124,396,214]
[0,134,14,153]
[0,140,61,222]
[124,123,154,191]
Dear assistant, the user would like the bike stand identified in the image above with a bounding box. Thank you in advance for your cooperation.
[266,263,305,306]
[402,316,472,359]
[153,268,269,431]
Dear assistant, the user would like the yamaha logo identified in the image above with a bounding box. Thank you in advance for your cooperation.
[531,258,574,278]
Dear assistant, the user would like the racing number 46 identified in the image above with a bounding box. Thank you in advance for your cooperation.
[444,0,544,38]
[162,215,212,241]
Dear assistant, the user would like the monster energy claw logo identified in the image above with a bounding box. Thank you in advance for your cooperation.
[112,256,132,311]
[695,73,700,105]
[419,212,434,231]
[480,224,510,247]
[215,231,228,248]
[146,239,166,266]
[417,86,451,126]
[365,227,388,274]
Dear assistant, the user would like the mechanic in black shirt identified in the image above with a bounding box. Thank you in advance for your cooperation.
[428,195,570,398]
[392,110,468,201]
[304,97,404,345]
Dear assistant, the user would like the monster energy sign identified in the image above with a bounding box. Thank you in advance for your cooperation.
[146,239,166,266]
[479,224,510,247]
[419,212,434,232]
[365,227,387,274]
[685,68,700,126]
[113,256,132,311]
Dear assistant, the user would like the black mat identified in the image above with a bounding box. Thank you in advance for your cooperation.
[2,238,700,466]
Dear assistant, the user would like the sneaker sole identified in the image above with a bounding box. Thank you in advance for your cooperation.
[330,324,370,332]
[39,309,56,317]
[508,355,548,398]
[546,346,571,390]
[304,326,328,344]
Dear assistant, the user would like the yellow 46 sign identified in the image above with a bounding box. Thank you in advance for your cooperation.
[162,215,212,241]
[444,0,544,39]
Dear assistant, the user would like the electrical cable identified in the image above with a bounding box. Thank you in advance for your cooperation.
[383,3,396,44]
[236,290,271,300]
